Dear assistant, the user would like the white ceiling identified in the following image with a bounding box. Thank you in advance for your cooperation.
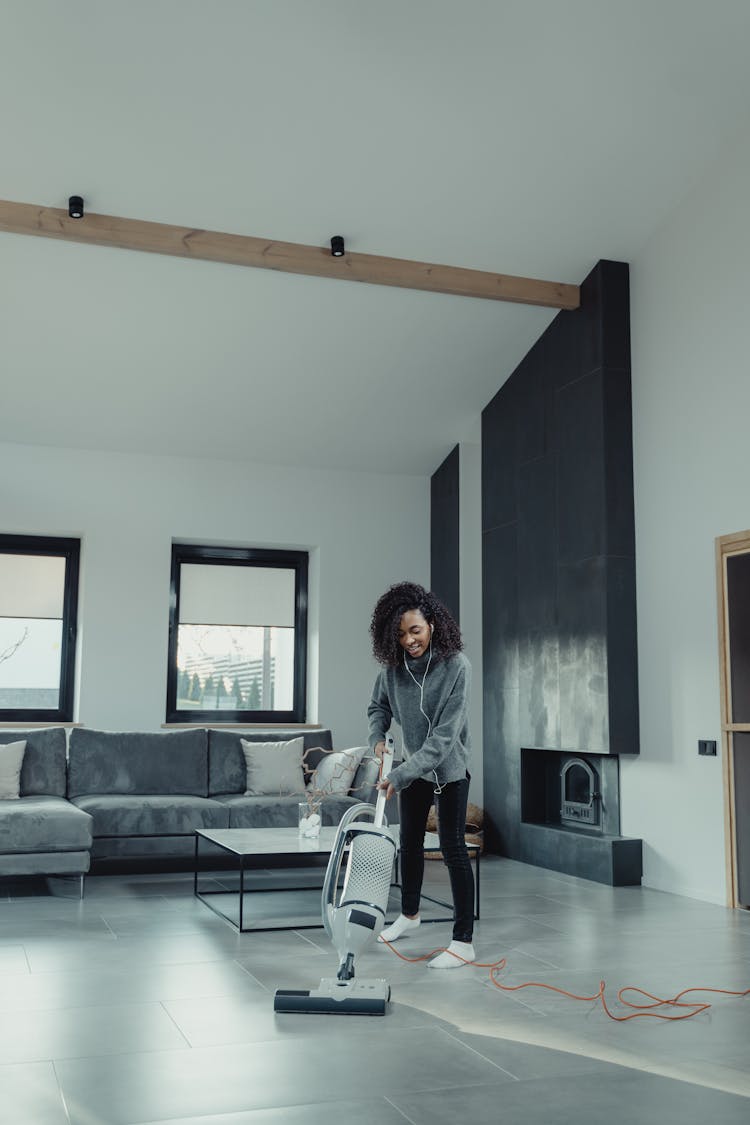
[2,0,750,476]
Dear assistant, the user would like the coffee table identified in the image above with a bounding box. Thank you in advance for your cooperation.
[194,825,479,933]
[194,826,347,933]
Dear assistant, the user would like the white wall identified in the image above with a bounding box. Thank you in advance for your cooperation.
[624,127,750,903]
[0,441,429,743]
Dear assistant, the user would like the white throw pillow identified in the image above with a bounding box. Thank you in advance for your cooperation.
[0,740,27,800]
[241,737,305,796]
[310,746,368,796]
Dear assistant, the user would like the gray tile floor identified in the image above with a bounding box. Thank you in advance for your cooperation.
[1,856,748,1125]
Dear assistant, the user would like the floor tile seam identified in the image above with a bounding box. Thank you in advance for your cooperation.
[451,1023,750,1096]
[50,1058,73,1124]
[159,1000,194,1048]
[437,1027,520,1079]
[506,946,561,969]
[511,912,568,932]
[233,959,272,992]
[384,1093,419,1124]
[2,993,215,1023]
[23,954,244,974]
[9,954,248,980]
[497,959,750,984]
[100,914,119,937]
[494,958,746,985]
[476,982,547,1013]
[13,1041,192,1069]
[0,995,237,1019]
[291,928,332,950]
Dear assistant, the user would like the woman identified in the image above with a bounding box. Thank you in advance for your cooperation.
[367,581,475,969]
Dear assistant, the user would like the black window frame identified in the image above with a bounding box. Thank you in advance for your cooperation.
[166,543,308,725]
[0,533,80,723]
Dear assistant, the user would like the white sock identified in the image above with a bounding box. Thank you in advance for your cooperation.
[377,914,421,943]
[428,940,475,969]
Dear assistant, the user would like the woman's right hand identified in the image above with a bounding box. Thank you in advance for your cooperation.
[374,740,386,760]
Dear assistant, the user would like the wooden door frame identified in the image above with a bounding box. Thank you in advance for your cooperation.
[715,528,750,907]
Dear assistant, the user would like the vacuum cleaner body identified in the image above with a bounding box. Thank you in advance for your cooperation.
[274,739,398,1016]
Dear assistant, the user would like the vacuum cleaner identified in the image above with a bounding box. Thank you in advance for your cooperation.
[273,736,398,1015]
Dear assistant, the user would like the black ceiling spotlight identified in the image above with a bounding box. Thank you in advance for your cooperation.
[330,235,345,257]
[68,195,84,219]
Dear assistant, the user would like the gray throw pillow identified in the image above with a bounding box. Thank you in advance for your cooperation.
[241,737,305,796]
[310,746,368,796]
[0,739,26,800]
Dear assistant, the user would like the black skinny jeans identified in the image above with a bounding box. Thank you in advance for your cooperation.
[398,774,474,943]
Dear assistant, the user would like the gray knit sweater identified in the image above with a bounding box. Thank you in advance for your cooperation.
[367,650,472,792]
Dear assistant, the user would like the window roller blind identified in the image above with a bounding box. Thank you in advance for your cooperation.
[178,564,295,628]
[0,554,66,619]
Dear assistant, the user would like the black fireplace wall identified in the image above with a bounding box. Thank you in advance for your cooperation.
[481,260,639,857]
[430,445,460,623]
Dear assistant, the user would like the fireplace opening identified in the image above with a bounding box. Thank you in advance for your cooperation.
[517,748,639,884]
[520,747,619,837]
[560,757,600,829]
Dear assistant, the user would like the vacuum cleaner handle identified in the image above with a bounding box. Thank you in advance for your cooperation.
[373,733,395,828]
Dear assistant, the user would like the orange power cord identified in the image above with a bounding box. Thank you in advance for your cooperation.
[374,752,748,1022]
[378,938,750,1022]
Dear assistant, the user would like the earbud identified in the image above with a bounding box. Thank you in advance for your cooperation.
[429,623,434,633]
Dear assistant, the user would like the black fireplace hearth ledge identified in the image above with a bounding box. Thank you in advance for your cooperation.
[519,821,642,886]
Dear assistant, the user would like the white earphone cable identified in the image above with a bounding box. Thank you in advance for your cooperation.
[403,638,443,795]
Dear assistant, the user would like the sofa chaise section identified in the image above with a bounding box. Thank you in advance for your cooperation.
[0,728,92,879]
[67,728,229,861]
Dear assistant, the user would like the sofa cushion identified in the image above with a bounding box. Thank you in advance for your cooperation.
[350,753,380,802]
[68,728,209,798]
[309,746,367,796]
[0,740,26,800]
[216,793,359,829]
[0,728,67,797]
[241,737,305,796]
[70,794,230,837]
[208,728,333,796]
[0,796,93,853]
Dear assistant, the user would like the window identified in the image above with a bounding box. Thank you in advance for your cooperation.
[0,534,80,722]
[166,544,308,724]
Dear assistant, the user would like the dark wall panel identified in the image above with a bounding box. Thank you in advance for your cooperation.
[603,368,636,558]
[482,384,517,531]
[482,522,519,694]
[557,369,606,565]
[558,556,609,754]
[430,445,460,621]
[606,555,639,754]
[481,259,640,869]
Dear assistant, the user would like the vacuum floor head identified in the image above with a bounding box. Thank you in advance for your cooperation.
[274,978,391,1016]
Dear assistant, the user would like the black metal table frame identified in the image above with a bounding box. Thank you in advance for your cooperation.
[193,831,338,933]
[194,831,480,933]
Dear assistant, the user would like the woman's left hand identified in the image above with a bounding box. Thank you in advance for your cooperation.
[377,778,395,800]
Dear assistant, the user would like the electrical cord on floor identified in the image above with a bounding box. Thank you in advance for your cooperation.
[378,938,750,1022]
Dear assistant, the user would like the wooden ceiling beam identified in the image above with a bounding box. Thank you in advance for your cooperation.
[0,198,579,310]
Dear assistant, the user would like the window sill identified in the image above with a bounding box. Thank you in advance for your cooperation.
[161,722,322,730]
[0,722,84,728]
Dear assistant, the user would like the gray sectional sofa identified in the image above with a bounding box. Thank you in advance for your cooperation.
[0,725,381,879]
[0,728,93,880]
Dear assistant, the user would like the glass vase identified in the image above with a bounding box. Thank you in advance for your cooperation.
[298,801,322,839]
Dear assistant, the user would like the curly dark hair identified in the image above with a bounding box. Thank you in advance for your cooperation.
[369,581,463,666]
